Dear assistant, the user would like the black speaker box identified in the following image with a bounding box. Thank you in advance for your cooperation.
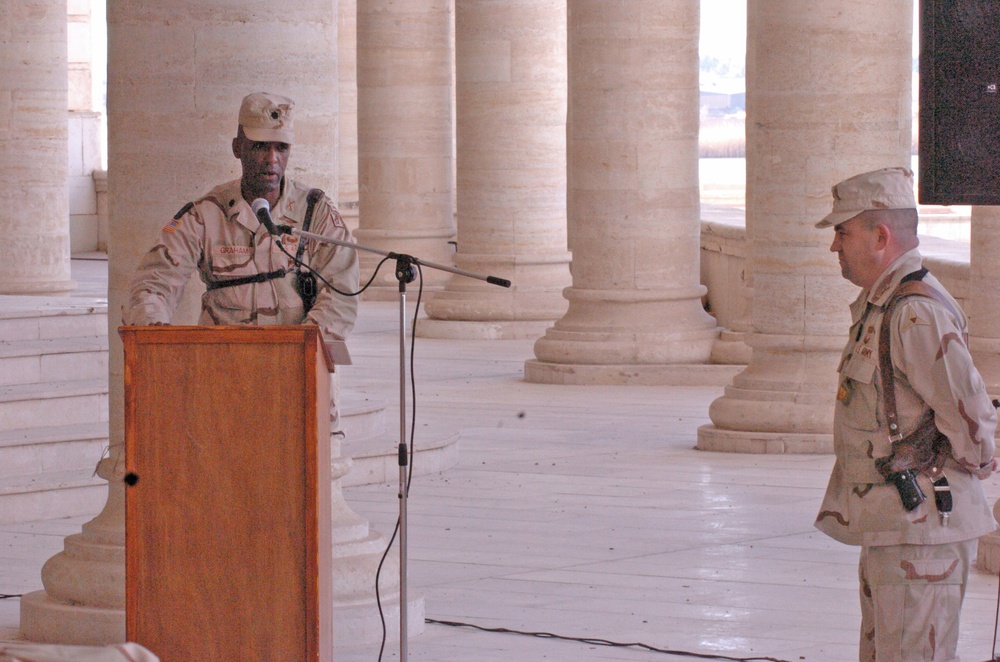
[919,0,1000,205]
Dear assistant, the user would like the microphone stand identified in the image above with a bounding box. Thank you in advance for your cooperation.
[273,223,510,661]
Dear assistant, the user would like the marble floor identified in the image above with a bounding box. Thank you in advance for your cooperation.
[2,257,1000,661]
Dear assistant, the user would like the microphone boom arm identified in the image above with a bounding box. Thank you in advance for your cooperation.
[282,225,512,288]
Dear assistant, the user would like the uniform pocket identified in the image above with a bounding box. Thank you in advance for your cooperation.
[838,353,880,433]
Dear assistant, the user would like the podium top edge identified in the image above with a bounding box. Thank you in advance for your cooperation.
[119,324,320,339]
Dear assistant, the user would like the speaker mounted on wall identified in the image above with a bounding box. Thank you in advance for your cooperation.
[919,0,1000,205]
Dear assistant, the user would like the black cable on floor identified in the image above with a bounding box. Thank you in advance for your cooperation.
[425,617,792,662]
[0,594,21,600]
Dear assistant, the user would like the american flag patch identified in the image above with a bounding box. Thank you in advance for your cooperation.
[162,219,181,234]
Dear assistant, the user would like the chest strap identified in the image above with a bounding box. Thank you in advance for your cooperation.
[206,268,288,291]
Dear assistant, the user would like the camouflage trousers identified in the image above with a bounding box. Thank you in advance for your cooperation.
[859,540,975,662]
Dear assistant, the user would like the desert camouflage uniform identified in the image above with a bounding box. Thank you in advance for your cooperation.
[125,177,359,341]
[815,248,997,661]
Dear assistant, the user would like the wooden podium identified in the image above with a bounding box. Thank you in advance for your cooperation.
[121,326,333,662]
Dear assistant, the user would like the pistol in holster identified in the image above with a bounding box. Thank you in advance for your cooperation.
[874,415,952,522]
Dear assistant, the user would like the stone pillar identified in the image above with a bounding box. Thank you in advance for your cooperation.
[67,0,93,112]
[338,0,360,231]
[418,0,571,341]
[967,206,1000,570]
[0,0,74,295]
[525,0,719,385]
[696,0,913,453]
[355,0,456,298]
[968,206,1000,396]
[19,0,342,645]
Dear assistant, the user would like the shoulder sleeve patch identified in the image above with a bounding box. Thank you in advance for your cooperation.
[164,201,195,233]
[899,308,929,333]
[330,209,345,229]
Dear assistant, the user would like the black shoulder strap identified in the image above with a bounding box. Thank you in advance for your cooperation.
[878,268,963,441]
[294,188,324,265]
[898,266,928,286]
[173,202,194,219]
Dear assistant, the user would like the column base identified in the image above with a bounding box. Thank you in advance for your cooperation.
[0,280,77,296]
[977,530,1000,574]
[343,428,460,487]
[524,360,741,386]
[710,330,752,365]
[696,424,832,454]
[417,318,552,340]
[18,591,124,646]
[360,285,444,302]
[334,595,425,648]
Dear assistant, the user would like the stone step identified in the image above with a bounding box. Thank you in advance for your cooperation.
[0,379,108,433]
[0,468,107,525]
[0,296,107,342]
[0,421,108,479]
[0,296,111,525]
[0,336,109,386]
[339,392,387,442]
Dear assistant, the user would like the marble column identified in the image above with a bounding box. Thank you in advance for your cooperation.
[0,0,74,295]
[419,0,571,341]
[696,0,913,453]
[355,0,457,298]
[525,0,719,385]
[19,0,347,645]
[967,206,1000,571]
[338,0,360,231]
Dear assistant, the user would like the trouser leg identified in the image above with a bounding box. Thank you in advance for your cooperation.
[859,540,974,662]
[859,550,876,662]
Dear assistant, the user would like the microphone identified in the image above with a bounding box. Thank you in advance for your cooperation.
[251,198,282,235]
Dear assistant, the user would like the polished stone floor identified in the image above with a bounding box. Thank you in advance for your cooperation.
[2,256,1000,662]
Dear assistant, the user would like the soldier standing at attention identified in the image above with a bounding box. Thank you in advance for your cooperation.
[124,92,359,342]
[814,167,997,661]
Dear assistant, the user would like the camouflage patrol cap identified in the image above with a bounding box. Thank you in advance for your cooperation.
[238,92,295,145]
[816,166,917,228]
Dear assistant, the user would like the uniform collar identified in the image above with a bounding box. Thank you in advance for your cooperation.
[273,179,308,226]
[848,248,923,323]
[866,248,923,307]
[218,177,304,232]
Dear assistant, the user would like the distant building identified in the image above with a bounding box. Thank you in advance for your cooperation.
[700,76,746,118]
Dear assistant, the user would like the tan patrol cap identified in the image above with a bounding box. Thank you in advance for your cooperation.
[816,166,917,229]
[238,92,295,144]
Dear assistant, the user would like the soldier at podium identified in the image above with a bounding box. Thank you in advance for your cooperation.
[123,92,359,343]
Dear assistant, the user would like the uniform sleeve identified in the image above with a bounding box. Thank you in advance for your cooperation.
[302,199,360,341]
[893,298,997,478]
[122,206,205,325]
